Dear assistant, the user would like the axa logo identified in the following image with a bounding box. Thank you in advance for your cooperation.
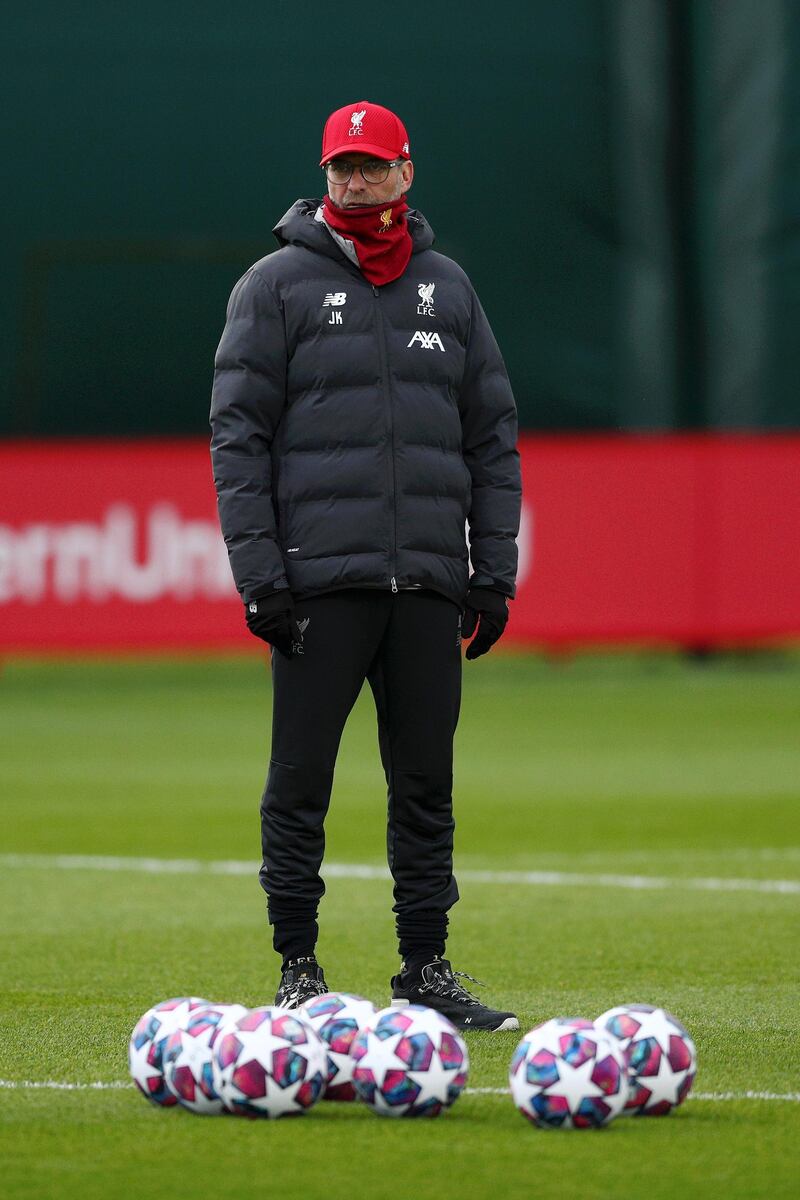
[407,331,445,352]
[349,109,366,136]
[417,282,435,316]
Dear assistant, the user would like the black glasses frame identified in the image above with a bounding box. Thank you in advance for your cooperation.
[323,159,405,185]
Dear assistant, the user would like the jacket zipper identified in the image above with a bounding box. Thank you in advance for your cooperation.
[372,284,398,592]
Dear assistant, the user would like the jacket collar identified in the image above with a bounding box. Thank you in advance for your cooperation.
[272,198,435,264]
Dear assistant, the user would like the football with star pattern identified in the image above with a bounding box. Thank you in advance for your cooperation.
[509,1017,629,1129]
[162,1003,249,1114]
[128,996,210,1106]
[350,1004,469,1118]
[298,992,377,1101]
[595,1004,697,1115]
[211,1006,327,1118]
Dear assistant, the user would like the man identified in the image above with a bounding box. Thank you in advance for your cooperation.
[210,101,521,1031]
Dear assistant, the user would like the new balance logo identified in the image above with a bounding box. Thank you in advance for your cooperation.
[407,331,445,352]
[323,292,347,306]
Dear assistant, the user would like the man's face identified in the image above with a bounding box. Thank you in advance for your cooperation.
[325,152,414,208]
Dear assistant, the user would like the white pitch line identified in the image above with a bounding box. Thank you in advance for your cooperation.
[1,853,799,896]
[1,1080,798,1103]
[0,1080,130,1091]
[692,1091,800,1103]
[466,1088,800,1102]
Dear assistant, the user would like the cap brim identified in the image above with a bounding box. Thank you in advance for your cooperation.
[320,142,409,166]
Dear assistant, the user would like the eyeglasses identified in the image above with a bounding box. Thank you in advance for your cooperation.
[323,159,405,185]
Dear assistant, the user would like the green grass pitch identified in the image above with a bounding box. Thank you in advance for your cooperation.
[1,651,799,1199]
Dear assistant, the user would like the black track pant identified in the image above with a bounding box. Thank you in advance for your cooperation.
[259,588,462,964]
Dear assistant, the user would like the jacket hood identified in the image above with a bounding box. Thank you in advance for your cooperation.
[272,198,435,261]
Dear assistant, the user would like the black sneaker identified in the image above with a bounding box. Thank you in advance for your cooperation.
[274,957,329,1008]
[390,957,519,1032]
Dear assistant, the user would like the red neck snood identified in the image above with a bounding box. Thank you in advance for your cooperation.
[322,194,412,286]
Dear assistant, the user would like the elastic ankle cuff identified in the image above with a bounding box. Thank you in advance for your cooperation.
[282,953,318,973]
[402,949,444,972]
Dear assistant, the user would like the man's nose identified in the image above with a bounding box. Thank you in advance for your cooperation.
[349,166,368,185]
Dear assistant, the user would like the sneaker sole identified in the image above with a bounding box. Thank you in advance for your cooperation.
[458,1016,520,1033]
[390,998,519,1033]
[491,1016,520,1032]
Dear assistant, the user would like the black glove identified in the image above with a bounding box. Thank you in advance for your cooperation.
[245,591,295,659]
[461,586,509,660]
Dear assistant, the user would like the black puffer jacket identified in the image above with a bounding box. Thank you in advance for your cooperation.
[210,199,521,608]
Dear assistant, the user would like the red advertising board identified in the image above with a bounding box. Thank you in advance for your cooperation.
[1,436,798,651]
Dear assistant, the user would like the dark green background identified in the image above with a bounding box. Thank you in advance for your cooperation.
[4,1,799,435]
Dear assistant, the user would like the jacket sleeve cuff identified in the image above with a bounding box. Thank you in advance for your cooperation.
[244,580,291,604]
[468,574,514,598]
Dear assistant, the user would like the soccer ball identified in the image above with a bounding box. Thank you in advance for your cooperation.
[509,1017,629,1129]
[299,992,377,1101]
[595,1004,697,1116]
[211,1006,328,1118]
[128,996,210,1106]
[162,1003,249,1114]
[350,1004,469,1118]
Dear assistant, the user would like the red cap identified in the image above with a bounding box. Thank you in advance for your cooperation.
[320,101,411,165]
